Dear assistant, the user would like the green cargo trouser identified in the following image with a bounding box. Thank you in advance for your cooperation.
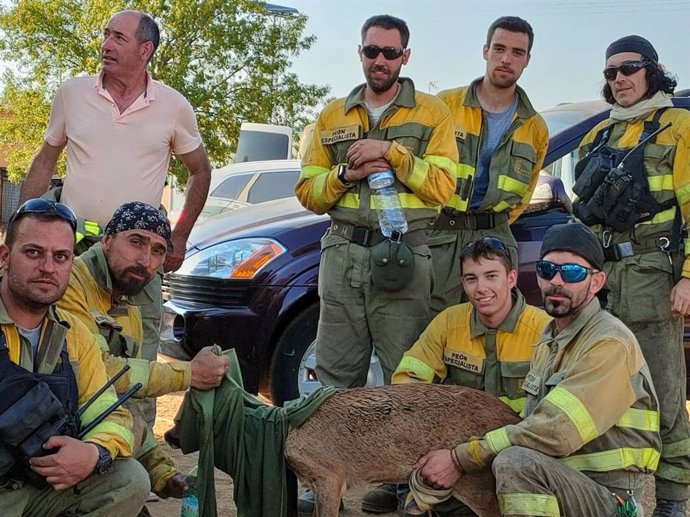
[492,446,634,517]
[604,251,690,501]
[427,220,518,316]
[315,234,433,387]
[0,457,150,517]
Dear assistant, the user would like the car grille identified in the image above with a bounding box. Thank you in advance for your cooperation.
[162,275,249,306]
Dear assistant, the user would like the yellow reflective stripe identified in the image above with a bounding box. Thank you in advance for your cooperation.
[394,356,435,383]
[369,193,436,210]
[485,427,511,455]
[618,407,660,432]
[639,206,675,225]
[656,462,690,484]
[81,421,134,448]
[677,183,690,205]
[498,493,560,517]
[310,173,329,206]
[407,157,429,192]
[497,174,529,195]
[301,164,330,179]
[456,163,475,180]
[647,174,674,192]
[425,155,456,172]
[84,220,101,236]
[561,447,660,472]
[335,192,360,209]
[545,386,598,444]
[447,193,469,211]
[128,359,150,393]
[493,200,512,212]
[499,395,525,414]
[662,437,690,458]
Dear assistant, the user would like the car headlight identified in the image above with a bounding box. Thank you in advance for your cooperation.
[177,238,286,279]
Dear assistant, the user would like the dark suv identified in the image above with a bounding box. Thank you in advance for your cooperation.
[161,95,690,405]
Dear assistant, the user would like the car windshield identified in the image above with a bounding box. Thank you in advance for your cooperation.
[541,109,604,137]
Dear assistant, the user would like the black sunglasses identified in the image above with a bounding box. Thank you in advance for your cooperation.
[361,45,405,60]
[602,60,649,81]
[10,199,78,232]
[536,260,598,283]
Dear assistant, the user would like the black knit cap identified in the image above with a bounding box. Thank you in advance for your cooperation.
[540,222,604,270]
[104,201,173,251]
[605,35,658,62]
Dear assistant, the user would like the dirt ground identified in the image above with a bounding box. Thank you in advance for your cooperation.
[147,391,661,517]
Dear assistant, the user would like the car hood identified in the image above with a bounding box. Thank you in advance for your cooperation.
[187,197,326,252]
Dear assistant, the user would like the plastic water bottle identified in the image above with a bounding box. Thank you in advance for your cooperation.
[180,469,199,517]
[367,170,408,238]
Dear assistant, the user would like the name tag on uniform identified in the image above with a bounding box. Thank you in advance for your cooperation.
[454,127,466,141]
[522,372,540,396]
[443,350,484,374]
[320,125,362,145]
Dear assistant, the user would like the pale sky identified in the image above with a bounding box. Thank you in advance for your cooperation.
[287,0,690,111]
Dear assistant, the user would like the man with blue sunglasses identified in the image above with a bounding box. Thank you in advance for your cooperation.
[415,223,661,517]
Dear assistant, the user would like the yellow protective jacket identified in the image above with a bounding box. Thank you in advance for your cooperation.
[392,291,550,413]
[59,244,191,398]
[455,298,661,491]
[0,300,134,459]
[296,77,457,231]
[437,78,548,222]
[579,107,690,277]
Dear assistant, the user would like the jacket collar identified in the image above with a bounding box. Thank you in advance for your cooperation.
[470,288,526,339]
[344,77,416,113]
[464,76,538,119]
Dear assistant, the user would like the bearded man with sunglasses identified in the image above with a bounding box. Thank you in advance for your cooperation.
[414,222,661,517]
[575,35,690,516]
[430,16,548,316]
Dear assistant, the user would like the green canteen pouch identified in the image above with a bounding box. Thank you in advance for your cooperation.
[370,238,415,291]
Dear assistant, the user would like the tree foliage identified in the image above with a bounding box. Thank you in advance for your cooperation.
[0,0,329,183]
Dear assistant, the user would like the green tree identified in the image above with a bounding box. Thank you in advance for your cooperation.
[0,0,328,183]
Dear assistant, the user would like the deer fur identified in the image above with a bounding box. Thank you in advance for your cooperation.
[285,383,521,517]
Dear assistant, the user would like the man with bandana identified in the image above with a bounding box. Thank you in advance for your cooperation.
[574,36,690,516]
[57,202,229,505]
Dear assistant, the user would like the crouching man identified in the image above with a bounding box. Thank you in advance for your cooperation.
[0,199,149,516]
[57,201,229,500]
[416,223,660,516]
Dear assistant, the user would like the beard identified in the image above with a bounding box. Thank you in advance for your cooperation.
[488,68,520,90]
[6,273,66,312]
[365,64,401,93]
[541,283,589,319]
[112,266,152,296]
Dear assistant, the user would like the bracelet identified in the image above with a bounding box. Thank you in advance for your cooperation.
[450,448,463,474]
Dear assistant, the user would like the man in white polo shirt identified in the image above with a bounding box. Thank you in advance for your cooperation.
[20,9,211,273]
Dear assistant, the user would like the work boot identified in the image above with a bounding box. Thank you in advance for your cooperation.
[297,488,344,517]
[652,499,687,517]
[362,483,399,513]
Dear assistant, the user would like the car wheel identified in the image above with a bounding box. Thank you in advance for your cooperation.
[269,303,385,405]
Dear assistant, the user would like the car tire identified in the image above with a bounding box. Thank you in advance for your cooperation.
[269,303,320,406]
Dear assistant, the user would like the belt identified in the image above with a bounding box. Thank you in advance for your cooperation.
[329,221,426,247]
[602,236,673,261]
[433,211,508,231]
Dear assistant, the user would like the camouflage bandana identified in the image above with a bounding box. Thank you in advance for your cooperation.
[104,201,173,251]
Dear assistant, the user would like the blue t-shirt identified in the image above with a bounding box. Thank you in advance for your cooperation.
[470,97,518,209]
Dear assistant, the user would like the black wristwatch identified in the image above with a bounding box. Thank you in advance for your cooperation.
[337,164,353,186]
[93,444,113,475]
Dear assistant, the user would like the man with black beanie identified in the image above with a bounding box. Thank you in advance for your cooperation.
[413,222,661,516]
[574,35,690,516]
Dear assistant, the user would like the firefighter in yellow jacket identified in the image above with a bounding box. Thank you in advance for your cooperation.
[380,236,550,516]
[296,14,456,392]
[431,16,548,315]
[0,199,149,517]
[574,36,690,516]
[58,202,229,500]
[415,223,661,517]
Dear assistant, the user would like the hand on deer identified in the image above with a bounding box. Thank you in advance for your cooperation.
[414,449,462,490]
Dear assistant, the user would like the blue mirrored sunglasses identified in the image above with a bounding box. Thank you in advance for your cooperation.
[535,260,597,283]
[10,199,77,232]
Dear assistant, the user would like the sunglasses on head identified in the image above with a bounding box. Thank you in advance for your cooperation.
[464,236,508,253]
[602,60,649,81]
[361,45,405,60]
[536,260,598,283]
[10,199,78,232]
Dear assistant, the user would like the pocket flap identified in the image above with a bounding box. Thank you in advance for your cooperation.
[511,141,537,163]
[500,361,531,378]
[386,123,431,141]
